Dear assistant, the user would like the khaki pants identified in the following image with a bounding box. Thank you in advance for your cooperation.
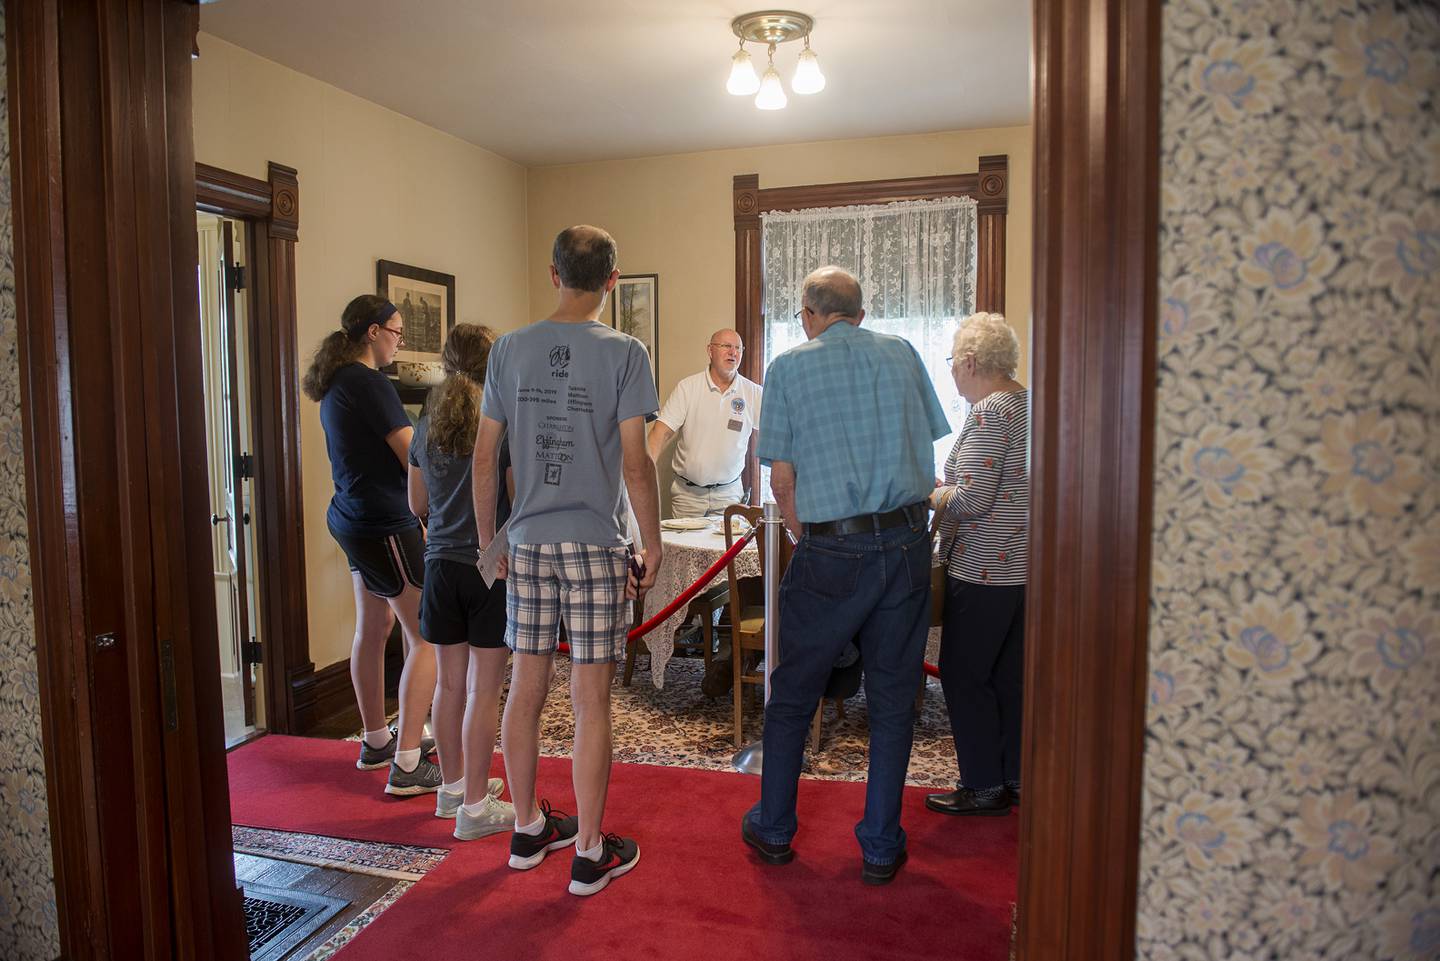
[669,477,744,517]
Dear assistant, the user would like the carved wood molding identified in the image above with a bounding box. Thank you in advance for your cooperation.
[195,162,269,218]
[1017,1,1161,959]
[732,156,1010,378]
[268,161,299,241]
[193,159,308,735]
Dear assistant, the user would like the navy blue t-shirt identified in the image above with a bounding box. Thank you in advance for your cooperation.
[320,363,416,536]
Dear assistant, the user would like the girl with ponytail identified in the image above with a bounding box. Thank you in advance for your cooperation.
[404,324,516,836]
[306,294,440,796]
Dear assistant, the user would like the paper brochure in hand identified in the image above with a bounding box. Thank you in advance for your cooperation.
[479,519,511,588]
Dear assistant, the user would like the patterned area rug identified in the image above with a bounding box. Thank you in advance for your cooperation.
[350,642,961,788]
[300,883,413,961]
[540,645,961,789]
[232,826,448,881]
[349,640,961,788]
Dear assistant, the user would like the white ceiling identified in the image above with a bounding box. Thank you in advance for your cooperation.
[199,0,1031,168]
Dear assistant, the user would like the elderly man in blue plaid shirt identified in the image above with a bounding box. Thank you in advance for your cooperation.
[741,266,950,886]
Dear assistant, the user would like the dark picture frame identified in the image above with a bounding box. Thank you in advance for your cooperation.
[376,258,456,365]
[610,272,660,386]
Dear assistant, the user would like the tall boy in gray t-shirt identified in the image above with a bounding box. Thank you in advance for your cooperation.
[473,225,662,897]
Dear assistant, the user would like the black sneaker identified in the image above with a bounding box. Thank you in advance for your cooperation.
[568,833,640,896]
[861,849,908,886]
[740,812,794,865]
[384,755,443,796]
[508,800,579,870]
[356,727,437,770]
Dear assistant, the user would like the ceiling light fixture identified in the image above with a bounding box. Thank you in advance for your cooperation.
[727,10,824,110]
[755,45,788,110]
[726,39,761,95]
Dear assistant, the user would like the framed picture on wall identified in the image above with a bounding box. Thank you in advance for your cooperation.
[610,273,659,386]
[376,259,456,364]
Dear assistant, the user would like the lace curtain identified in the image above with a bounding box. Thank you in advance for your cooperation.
[760,195,978,469]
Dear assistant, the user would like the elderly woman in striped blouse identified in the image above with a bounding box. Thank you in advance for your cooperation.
[925,312,1030,818]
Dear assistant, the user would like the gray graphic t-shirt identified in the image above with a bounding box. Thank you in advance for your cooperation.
[481,319,658,546]
[408,415,511,566]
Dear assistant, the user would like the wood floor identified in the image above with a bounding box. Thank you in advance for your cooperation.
[233,852,398,960]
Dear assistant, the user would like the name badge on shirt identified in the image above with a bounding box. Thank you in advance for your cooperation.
[727,418,744,432]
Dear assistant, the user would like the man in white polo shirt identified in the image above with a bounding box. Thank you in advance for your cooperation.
[646,328,762,517]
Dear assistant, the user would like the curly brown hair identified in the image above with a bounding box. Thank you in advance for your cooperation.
[301,294,393,401]
[426,323,498,457]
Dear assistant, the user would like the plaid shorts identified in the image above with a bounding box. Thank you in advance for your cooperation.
[505,542,631,664]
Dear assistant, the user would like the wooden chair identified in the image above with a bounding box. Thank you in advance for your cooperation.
[621,583,730,687]
[723,505,823,752]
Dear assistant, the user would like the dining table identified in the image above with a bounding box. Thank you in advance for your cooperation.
[632,519,946,690]
[636,520,761,688]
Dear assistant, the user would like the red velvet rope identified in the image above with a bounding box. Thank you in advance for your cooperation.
[553,527,942,679]
[554,524,760,657]
[627,526,758,640]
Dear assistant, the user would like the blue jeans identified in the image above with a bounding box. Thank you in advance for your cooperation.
[748,519,931,865]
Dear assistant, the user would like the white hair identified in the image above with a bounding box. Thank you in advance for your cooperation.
[950,312,1020,378]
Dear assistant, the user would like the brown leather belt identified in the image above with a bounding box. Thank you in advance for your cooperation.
[803,502,928,538]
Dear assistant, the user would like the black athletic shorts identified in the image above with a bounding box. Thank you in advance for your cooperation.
[329,523,425,598]
[419,558,507,648]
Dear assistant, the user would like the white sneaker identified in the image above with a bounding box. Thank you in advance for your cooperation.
[435,778,505,818]
[454,793,516,841]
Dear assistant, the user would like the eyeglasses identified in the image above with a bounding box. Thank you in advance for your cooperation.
[377,324,405,346]
[792,307,808,320]
[709,343,744,352]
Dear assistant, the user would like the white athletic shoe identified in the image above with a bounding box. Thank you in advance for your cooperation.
[454,793,517,841]
[435,778,505,818]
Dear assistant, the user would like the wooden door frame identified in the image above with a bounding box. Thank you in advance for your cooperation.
[8,0,246,957]
[1016,0,1160,956]
[11,0,1157,957]
[193,160,316,736]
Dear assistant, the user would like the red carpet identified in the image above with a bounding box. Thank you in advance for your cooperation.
[228,735,1016,961]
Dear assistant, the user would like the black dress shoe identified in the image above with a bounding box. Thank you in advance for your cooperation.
[741,813,794,864]
[924,787,1011,816]
[861,849,908,886]
[1004,781,1021,808]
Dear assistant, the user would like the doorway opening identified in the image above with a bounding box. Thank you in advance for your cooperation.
[198,212,265,747]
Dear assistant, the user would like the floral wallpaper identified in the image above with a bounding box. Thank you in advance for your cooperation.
[0,4,61,958]
[1140,1,1438,959]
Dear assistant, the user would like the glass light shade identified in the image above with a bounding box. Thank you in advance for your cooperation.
[755,64,787,110]
[792,47,826,94]
[727,48,761,95]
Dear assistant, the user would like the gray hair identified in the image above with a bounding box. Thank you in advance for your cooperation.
[802,266,863,318]
[951,312,1020,378]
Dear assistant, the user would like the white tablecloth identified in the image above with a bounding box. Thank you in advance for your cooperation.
[638,525,760,688]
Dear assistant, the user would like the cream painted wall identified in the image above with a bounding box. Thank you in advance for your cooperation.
[192,35,530,669]
[524,126,1033,411]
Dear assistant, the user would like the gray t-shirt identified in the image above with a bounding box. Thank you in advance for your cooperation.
[481,319,658,546]
[408,416,511,565]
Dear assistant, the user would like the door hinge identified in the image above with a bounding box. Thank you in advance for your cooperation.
[245,639,262,664]
[237,452,255,479]
[227,263,247,291]
[160,639,179,731]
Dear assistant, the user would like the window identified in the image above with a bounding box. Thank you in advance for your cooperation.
[757,197,979,494]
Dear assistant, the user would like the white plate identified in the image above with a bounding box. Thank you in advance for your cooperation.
[715,516,752,535]
[660,517,712,531]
